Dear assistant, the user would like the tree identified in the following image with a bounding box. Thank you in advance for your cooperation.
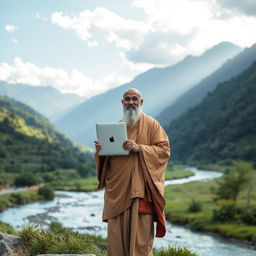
[215,161,254,201]
[38,185,55,200]
[14,172,39,187]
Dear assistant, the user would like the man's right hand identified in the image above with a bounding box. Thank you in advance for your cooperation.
[94,140,102,152]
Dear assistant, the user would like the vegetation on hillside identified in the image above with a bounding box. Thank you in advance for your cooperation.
[166,60,256,166]
[0,96,95,187]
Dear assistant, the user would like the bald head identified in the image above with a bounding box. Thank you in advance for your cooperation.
[123,88,142,99]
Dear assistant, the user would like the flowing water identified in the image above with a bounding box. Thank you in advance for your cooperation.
[0,168,255,256]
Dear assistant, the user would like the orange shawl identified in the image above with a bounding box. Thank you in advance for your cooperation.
[96,112,170,237]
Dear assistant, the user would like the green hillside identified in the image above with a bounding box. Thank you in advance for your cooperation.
[0,96,95,185]
[166,60,256,166]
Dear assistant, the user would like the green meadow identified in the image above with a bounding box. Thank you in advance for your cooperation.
[164,172,256,244]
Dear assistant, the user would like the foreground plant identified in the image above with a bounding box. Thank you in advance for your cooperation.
[155,246,198,256]
[19,223,105,256]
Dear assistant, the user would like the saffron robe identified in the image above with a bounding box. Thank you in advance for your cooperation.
[96,112,170,237]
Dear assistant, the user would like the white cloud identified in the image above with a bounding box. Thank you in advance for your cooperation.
[51,7,148,50]
[130,0,256,62]
[0,58,130,98]
[5,24,19,33]
[36,13,48,22]
[49,1,256,68]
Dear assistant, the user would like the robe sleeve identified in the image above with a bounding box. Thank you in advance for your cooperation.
[95,153,110,189]
[139,123,170,195]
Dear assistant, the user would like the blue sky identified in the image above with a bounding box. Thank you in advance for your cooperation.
[1,0,256,98]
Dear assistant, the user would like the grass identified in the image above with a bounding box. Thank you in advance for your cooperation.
[50,176,99,192]
[19,223,106,256]
[164,176,256,243]
[51,165,195,192]
[154,246,198,256]
[0,189,43,211]
[0,221,198,256]
[165,165,194,180]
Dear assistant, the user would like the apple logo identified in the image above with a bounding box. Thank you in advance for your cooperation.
[109,136,115,142]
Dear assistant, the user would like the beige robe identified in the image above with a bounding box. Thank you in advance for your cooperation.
[96,112,170,254]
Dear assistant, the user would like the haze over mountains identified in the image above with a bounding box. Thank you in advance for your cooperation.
[55,42,242,146]
[165,60,256,165]
[0,82,86,121]
[158,43,256,126]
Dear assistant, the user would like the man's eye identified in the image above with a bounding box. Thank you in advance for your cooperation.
[124,97,138,101]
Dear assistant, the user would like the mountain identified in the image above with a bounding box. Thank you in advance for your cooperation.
[0,82,86,121]
[165,60,256,165]
[55,42,242,146]
[0,96,94,176]
[157,43,256,126]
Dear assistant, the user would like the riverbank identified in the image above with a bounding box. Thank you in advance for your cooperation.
[164,178,256,245]
[0,166,194,212]
[49,165,195,192]
[0,190,43,212]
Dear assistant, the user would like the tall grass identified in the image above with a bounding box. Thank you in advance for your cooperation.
[19,223,105,256]
[154,246,198,256]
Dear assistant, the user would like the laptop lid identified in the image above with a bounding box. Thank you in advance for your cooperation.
[96,122,129,156]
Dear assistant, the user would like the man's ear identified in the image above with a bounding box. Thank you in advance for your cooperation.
[140,99,144,105]
[121,99,124,104]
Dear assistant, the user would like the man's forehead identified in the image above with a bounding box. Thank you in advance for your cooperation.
[123,89,141,98]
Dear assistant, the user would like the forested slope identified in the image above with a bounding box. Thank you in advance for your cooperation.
[166,61,256,165]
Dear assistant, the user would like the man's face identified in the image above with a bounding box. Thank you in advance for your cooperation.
[122,91,143,110]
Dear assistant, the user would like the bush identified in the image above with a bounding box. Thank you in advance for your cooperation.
[14,172,39,187]
[241,207,256,225]
[10,193,26,204]
[155,246,198,256]
[38,185,55,200]
[187,199,202,213]
[212,203,241,223]
[19,224,105,256]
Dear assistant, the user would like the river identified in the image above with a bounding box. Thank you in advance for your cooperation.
[0,167,255,256]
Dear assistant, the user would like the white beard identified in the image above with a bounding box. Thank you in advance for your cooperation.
[122,105,142,125]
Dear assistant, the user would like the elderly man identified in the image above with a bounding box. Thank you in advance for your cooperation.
[95,88,170,256]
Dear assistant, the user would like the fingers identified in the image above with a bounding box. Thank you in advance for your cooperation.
[94,140,102,152]
[123,140,140,152]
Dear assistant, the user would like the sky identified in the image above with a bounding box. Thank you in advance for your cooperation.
[0,0,256,98]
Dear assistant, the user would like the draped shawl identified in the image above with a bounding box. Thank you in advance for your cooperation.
[96,112,170,237]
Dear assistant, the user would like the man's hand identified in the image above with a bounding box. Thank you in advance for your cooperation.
[123,140,140,152]
[94,140,102,152]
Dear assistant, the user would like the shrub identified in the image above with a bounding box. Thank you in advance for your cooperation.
[155,246,198,256]
[212,203,241,223]
[14,172,39,187]
[38,185,55,200]
[241,207,256,225]
[187,199,202,213]
[10,193,26,204]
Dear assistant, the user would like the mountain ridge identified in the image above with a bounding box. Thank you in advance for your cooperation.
[165,60,256,165]
[55,42,242,146]
[0,82,86,121]
[157,43,256,126]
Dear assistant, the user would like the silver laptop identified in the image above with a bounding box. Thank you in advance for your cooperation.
[96,122,129,156]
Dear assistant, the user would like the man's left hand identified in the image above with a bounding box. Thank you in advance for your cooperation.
[123,140,140,152]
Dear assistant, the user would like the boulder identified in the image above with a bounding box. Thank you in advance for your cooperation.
[36,255,96,256]
[0,232,24,256]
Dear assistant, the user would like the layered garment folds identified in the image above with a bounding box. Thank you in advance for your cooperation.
[96,112,170,237]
